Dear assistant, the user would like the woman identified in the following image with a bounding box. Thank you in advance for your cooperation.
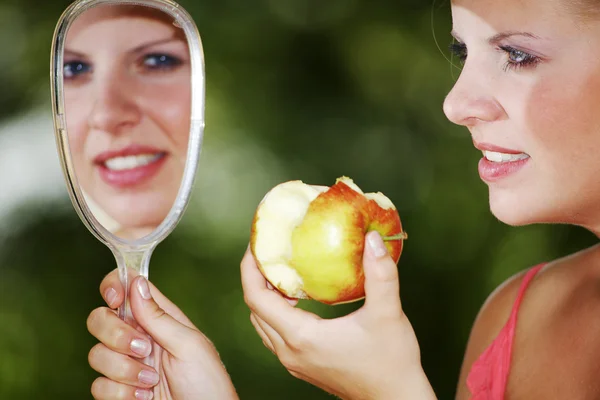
[64,4,191,240]
[88,0,600,398]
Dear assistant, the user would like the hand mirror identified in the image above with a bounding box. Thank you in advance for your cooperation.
[50,0,204,366]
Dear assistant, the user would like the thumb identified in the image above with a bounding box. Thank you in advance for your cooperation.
[362,231,403,319]
[130,276,197,357]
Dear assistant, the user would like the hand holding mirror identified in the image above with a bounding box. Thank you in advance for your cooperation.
[50,0,205,368]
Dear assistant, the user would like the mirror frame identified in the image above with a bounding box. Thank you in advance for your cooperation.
[50,0,205,252]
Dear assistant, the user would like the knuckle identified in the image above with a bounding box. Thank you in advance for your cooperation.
[243,293,256,311]
[112,326,129,348]
[149,304,167,321]
[116,358,136,382]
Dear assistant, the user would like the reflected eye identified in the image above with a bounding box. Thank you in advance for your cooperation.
[142,53,183,71]
[64,61,91,79]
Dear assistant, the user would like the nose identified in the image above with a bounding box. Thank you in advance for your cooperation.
[87,73,141,134]
[443,66,506,127]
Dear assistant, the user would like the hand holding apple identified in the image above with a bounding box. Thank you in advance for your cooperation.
[241,232,437,400]
[250,176,407,305]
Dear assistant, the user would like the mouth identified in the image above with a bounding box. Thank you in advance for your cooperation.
[103,153,166,171]
[474,141,531,182]
[93,145,169,188]
[482,150,530,163]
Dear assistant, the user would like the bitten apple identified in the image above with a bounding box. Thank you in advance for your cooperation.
[250,176,406,305]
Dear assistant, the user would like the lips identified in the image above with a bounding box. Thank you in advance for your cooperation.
[472,140,526,155]
[473,141,531,182]
[94,144,168,188]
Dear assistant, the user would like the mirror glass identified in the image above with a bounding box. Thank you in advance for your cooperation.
[62,3,192,241]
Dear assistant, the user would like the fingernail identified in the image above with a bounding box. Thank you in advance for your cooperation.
[104,288,117,307]
[130,339,151,357]
[137,278,152,300]
[135,388,154,400]
[266,281,273,290]
[138,369,159,385]
[367,231,388,258]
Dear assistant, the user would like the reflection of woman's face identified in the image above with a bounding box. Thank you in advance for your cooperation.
[64,6,191,237]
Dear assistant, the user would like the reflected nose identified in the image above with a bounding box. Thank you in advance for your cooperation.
[88,74,141,134]
[443,67,506,127]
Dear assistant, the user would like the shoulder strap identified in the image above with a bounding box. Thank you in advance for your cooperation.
[506,263,545,330]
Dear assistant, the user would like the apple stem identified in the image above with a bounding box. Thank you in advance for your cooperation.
[382,231,408,241]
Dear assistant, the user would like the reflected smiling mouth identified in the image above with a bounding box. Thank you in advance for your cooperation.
[94,145,167,171]
[104,153,166,171]
[93,144,169,188]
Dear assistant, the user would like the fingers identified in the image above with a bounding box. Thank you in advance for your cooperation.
[266,281,299,306]
[250,313,275,354]
[129,276,200,357]
[100,269,124,309]
[241,247,319,337]
[91,377,154,400]
[87,307,153,358]
[89,344,159,390]
[100,269,196,330]
[362,231,403,319]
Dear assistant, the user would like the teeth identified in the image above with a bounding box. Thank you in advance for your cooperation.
[483,150,529,163]
[104,153,163,171]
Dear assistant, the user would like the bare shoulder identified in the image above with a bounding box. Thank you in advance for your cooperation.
[456,245,600,399]
[454,264,534,399]
[507,244,600,399]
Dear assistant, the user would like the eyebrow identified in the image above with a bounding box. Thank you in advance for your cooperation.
[487,31,541,44]
[64,37,184,59]
[64,49,87,58]
[130,37,184,54]
[449,30,541,44]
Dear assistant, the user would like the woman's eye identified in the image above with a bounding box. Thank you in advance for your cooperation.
[64,61,91,79]
[507,49,528,63]
[500,46,540,71]
[142,54,182,70]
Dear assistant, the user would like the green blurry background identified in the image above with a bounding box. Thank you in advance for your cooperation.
[0,0,596,399]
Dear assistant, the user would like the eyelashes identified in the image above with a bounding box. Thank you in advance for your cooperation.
[448,41,541,72]
[448,42,467,63]
[497,45,540,71]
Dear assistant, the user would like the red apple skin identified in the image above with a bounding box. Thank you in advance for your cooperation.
[364,195,404,264]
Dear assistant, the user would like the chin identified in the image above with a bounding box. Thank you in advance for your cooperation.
[487,188,547,227]
[105,203,170,232]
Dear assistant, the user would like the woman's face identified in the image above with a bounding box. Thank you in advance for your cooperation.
[64,6,191,236]
[444,0,600,233]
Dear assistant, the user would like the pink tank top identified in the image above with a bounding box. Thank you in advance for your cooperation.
[466,263,545,400]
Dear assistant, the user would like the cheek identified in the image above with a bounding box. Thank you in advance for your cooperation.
[523,67,600,164]
[65,91,93,160]
[141,82,191,151]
